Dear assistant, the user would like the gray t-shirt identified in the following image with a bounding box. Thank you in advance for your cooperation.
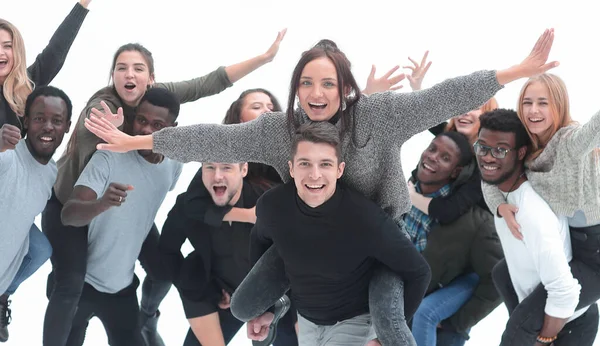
[75,150,182,293]
[0,140,56,294]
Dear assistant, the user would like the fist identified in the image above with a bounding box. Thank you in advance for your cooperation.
[0,124,21,152]
[100,182,134,207]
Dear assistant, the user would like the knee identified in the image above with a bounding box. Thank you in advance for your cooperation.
[35,235,53,264]
[492,260,509,288]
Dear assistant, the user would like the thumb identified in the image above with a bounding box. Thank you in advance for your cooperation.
[253,322,261,333]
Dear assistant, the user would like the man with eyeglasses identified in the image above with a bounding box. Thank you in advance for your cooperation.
[476,108,597,346]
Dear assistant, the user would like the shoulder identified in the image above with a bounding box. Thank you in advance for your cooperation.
[256,182,293,212]
[512,182,560,228]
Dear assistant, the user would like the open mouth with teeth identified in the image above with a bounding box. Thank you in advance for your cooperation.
[212,185,227,197]
[308,102,327,110]
[480,164,500,175]
[421,161,437,173]
[37,135,55,147]
[0,59,7,68]
[305,184,325,192]
[528,117,544,123]
[124,82,136,91]
[457,118,473,125]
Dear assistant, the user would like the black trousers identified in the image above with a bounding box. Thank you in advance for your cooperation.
[66,276,144,346]
[492,224,600,346]
[42,189,171,346]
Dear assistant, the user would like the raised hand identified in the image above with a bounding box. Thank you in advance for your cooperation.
[362,65,406,96]
[0,124,22,152]
[263,29,287,63]
[90,101,124,128]
[79,0,92,8]
[404,50,432,91]
[100,182,134,208]
[84,115,133,152]
[518,29,558,77]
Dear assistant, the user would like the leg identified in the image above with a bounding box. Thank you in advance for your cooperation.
[273,300,299,346]
[369,265,416,346]
[554,303,599,346]
[321,313,376,346]
[96,278,144,346]
[4,223,53,295]
[64,288,96,346]
[500,225,600,346]
[296,314,322,346]
[411,273,478,346]
[138,223,171,346]
[42,191,89,346]
[435,328,468,346]
[230,245,290,322]
[491,259,519,314]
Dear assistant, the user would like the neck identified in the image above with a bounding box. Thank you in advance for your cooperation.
[498,167,527,193]
[25,139,51,165]
[419,181,448,195]
[228,185,243,206]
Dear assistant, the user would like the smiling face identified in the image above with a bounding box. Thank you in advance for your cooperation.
[0,29,14,84]
[239,92,275,123]
[521,81,554,137]
[416,136,462,193]
[453,108,483,140]
[202,163,248,206]
[288,140,344,208]
[297,57,341,122]
[476,128,525,188]
[112,50,154,107]
[24,95,71,163]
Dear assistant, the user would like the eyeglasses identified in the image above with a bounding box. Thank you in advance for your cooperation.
[473,142,515,159]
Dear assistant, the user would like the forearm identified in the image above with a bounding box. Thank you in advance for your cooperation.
[223,207,255,224]
[61,199,109,227]
[496,65,527,86]
[225,54,271,84]
[538,314,568,340]
[411,193,431,215]
[188,312,226,346]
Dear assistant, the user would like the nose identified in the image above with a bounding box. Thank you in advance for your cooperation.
[310,85,323,98]
[125,67,134,78]
[308,165,321,179]
[43,119,54,132]
[214,168,225,180]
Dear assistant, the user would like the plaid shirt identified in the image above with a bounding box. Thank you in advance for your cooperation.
[403,182,451,252]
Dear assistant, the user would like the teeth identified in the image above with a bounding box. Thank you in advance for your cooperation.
[482,165,499,171]
[458,119,471,124]
[306,184,324,189]
[40,137,53,141]
[423,163,435,171]
[309,102,326,106]
[529,118,543,122]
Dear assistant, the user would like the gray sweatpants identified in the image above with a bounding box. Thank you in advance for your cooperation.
[297,313,377,346]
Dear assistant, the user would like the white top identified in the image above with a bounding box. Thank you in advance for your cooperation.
[494,181,586,322]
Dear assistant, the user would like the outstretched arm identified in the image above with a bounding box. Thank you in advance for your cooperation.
[28,1,90,85]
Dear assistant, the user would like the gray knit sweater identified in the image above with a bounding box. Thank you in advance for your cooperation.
[482,110,600,226]
[154,70,502,223]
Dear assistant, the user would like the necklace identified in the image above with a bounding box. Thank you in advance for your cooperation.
[504,172,526,203]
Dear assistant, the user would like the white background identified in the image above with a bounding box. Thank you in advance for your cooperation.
[4,0,600,344]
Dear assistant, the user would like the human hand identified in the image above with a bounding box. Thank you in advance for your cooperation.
[0,124,21,152]
[404,50,432,91]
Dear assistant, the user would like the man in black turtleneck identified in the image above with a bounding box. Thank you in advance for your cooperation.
[246,121,431,346]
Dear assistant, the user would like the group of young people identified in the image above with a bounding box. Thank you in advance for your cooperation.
[1,1,600,346]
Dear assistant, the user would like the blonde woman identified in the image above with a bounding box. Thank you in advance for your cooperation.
[0,0,91,130]
[482,73,600,345]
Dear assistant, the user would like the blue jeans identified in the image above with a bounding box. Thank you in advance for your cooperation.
[4,223,52,295]
[411,273,478,346]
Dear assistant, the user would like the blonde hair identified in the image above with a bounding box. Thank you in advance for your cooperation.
[446,97,499,134]
[0,19,33,119]
[517,73,575,160]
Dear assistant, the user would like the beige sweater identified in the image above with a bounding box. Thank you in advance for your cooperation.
[483,110,600,226]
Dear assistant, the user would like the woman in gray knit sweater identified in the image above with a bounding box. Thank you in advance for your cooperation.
[85,29,558,345]
[482,73,600,346]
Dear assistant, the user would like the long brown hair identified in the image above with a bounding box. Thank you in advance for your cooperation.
[517,74,575,160]
[0,19,33,120]
[286,40,361,139]
[446,97,499,134]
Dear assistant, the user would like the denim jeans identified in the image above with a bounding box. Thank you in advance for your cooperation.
[4,223,52,295]
[231,243,417,345]
[493,224,600,346]
[411,273,478,346]
[297,313,376,346]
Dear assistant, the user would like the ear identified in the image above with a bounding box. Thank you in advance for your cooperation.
[149,74,156,86]
[23,115,29,130]
[172,121,178,128]
[517,146,528,161]
[288,160,294,178]
[241,163,248,177]
[337,161,345,179]
[450,166,463,180]
[65,120,72,134]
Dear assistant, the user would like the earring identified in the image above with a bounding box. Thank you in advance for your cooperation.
[295,96,301,109]
[341,99,347,111]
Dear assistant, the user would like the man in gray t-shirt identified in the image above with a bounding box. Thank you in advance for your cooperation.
[0,86,73,342]
[60,88,182,346]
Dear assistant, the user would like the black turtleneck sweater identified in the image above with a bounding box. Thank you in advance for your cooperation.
[251,181,431,325]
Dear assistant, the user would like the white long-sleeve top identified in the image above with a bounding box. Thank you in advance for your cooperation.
[494,181,587,322]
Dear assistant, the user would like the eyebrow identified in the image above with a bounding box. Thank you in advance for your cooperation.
[1,41,11,45]
[116,62,147,67]
[523,96,548,101]
[300,76,338,82]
